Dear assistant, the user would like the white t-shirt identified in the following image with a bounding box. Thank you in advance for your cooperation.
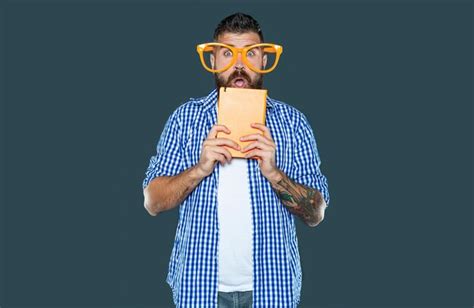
[217,158,253,292]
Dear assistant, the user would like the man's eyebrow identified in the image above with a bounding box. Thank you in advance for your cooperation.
[220,43,258,47]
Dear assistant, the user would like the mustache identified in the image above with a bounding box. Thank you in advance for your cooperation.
[227,70,251,84]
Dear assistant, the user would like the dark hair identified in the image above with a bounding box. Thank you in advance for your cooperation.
[213,12,264,42]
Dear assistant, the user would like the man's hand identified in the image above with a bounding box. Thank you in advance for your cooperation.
[240,122,282,184]
[196,124,241,178]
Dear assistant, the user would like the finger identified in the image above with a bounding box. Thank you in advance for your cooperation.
[207,124,231,139]
[250,123,274,141]
[212,153,227,165]
[244,149,265,159]
[206,137,241,150]
[209,145,233,162]
[240,134,275,147]
[241,141,273,153]
[202,142,235,161]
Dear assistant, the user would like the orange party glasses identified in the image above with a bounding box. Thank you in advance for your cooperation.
[196,42,283,74]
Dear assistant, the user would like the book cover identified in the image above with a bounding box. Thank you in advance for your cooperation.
[216,86,268,158]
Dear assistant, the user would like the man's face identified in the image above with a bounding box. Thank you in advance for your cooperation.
[211,31,266,89]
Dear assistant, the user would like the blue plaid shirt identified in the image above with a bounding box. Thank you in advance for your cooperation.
[143,88,330,307]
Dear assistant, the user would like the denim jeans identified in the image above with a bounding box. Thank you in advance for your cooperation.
[218,290,253,308]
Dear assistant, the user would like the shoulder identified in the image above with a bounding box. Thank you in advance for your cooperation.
[267,96,310,128]
[168,93,210,123]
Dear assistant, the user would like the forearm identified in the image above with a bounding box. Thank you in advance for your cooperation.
[268,169,327,227]
[143,165,206,216]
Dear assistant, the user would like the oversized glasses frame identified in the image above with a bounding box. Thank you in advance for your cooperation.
[196,42,283,74]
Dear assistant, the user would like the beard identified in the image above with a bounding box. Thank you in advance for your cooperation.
[214,69,264,90]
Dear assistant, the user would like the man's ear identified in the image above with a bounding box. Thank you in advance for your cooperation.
[210,54,215,69]
[263,54,267,69]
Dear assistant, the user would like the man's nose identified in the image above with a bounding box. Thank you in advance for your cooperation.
[235,52,245,69]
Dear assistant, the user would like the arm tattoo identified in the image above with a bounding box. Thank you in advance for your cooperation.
[270,171,326,227]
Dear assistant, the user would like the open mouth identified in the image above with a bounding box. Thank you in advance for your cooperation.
[232,77,248,88]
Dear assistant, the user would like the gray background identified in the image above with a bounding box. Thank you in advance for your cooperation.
[0,0,472,307]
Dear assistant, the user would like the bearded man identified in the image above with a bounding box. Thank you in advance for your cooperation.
[143,12,330,308]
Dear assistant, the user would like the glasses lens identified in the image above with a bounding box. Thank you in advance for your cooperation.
[246,45,278,72]
[201,44,234,72]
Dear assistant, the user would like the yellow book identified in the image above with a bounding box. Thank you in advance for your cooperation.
[216,87,268,158]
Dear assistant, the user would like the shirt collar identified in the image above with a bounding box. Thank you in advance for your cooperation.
[201,87,275,113]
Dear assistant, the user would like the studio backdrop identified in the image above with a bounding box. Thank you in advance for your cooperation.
[0,1,472,307]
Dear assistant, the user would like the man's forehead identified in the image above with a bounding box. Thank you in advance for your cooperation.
[216,32,262,46]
